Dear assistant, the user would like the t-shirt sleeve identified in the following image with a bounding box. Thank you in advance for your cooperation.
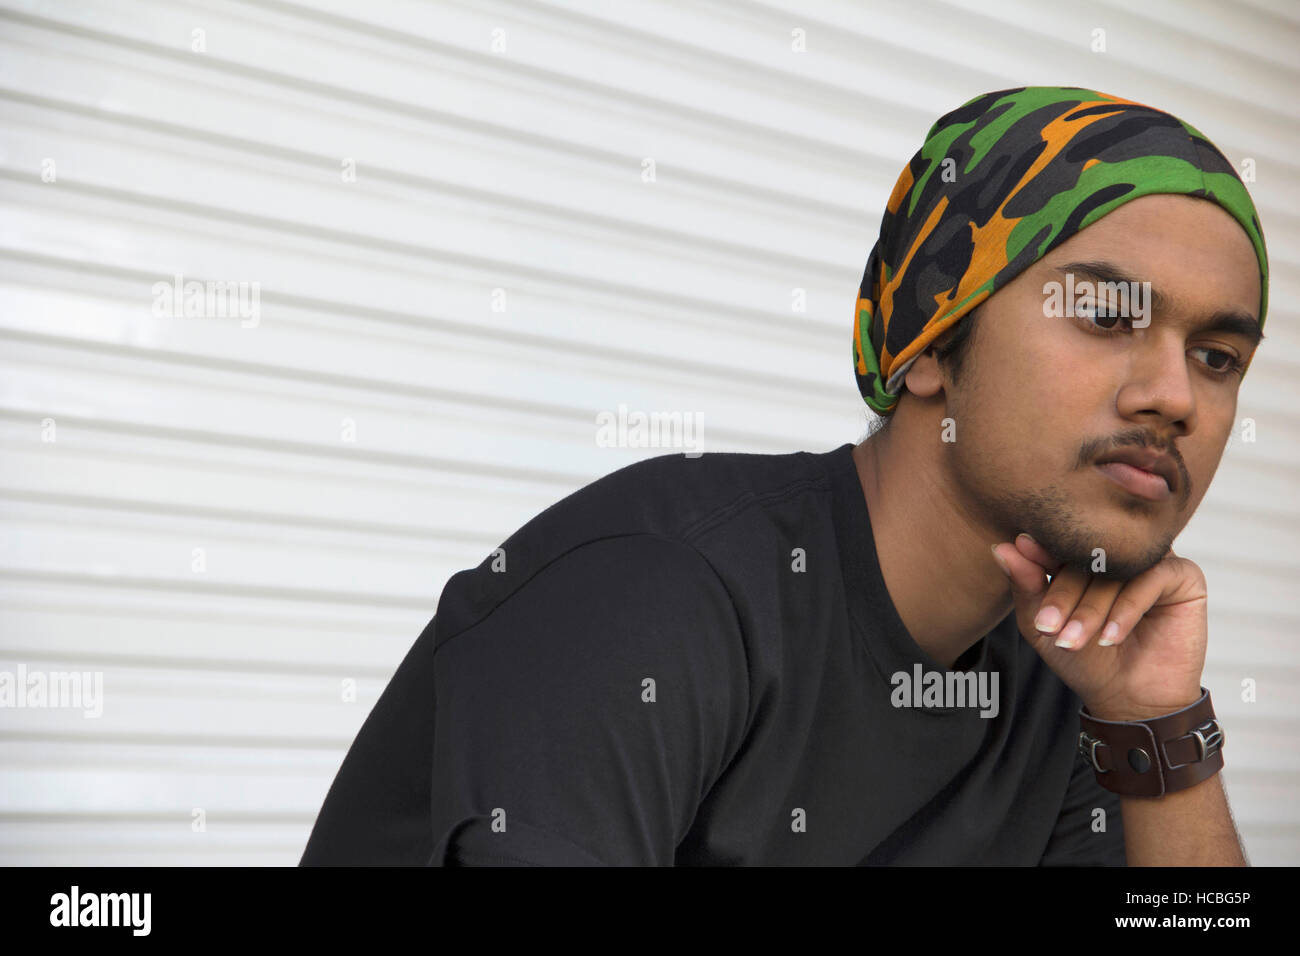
[1039,746,1127,866]
[428,534,750,866]
[299,613,441,866]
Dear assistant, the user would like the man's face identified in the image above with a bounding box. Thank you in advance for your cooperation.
[942,193,1262,580]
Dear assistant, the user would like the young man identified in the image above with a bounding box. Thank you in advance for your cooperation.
[301,87,1267,866]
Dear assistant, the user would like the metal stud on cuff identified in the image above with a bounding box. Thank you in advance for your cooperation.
[1192,719,1224,762]
[1078,730,1108,773]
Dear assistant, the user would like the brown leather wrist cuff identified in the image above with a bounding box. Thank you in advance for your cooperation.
[1078,687,1224,797]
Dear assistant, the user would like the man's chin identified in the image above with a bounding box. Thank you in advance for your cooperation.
[1050,541,1172,582]
[984,484,1173,581]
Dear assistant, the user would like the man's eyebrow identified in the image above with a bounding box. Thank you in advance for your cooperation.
[1051,259,1264,348]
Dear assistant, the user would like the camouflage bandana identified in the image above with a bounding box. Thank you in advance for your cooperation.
[852,85,1269,416]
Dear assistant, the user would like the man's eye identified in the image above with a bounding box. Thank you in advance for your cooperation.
[1190,346,1245,376]
[1072,301,1128,330]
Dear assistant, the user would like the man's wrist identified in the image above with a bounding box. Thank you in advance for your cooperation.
[1084,693,1203,723]
[1077,687,1225,798]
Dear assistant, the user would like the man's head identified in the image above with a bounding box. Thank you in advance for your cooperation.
[853,87,1268,580]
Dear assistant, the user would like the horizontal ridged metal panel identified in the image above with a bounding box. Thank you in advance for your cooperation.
[1,0,1297,864]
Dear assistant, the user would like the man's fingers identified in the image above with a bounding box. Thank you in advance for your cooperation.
[993,542,1103,650]
[995,541,1189,653]
[1050,577,1125,650]
[1097,552,1197,647]
[992,543,1059,654]
[1011,533,1065,573]
[991,542,1047,595]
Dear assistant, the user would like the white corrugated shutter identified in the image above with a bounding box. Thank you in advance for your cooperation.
[1,0,1296,864]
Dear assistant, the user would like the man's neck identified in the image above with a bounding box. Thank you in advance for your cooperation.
[851,424,1015,671]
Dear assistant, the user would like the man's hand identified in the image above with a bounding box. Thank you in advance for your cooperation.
[990,534,1206,721]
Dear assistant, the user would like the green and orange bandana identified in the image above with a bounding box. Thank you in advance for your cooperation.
[852,85,1269,416]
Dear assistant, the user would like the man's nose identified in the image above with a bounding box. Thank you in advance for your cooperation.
[1114,335,1197,434]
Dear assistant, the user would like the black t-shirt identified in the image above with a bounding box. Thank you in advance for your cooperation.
[300,443,1125,866]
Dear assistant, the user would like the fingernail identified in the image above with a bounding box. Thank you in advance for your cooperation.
[1016,532,1037,547]
[1035,607,1061,633]
[990,544,1011,575]
[1098,621,1119,646]
[1055,620,1083,648]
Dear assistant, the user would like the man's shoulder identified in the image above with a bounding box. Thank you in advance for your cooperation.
[433,446,839,642]
[578,446,833,531]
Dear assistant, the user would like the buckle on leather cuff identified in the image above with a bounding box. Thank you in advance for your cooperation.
[1192,719,1225,761]
[1078,730,1108,773]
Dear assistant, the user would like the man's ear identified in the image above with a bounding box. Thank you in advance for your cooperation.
[901,341,947,399]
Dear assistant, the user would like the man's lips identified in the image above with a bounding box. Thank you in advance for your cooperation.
[1095,447,1178,495]
[1094,460,1174,501]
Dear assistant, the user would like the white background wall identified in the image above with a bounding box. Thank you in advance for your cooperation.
[1,0,1296,865]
